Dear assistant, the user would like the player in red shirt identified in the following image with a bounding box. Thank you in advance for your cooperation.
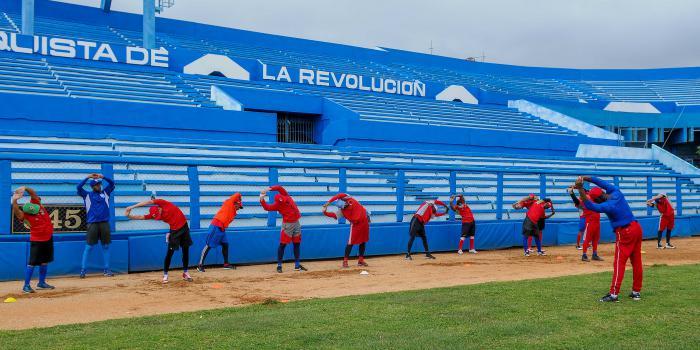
[322,193,370,268]
[405,199,448,260]
[126,198,193,284]
[513,195,554,256]
[647,193,676,249]
[569,186,603,261]
[450,194,476,254]
[12,187,56,294]
[197,193,243,272]
[260,185,306,273]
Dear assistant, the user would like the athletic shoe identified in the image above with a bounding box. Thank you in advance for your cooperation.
[342,260,349,268]
[665,243,676,249]
[276,266,283,273]
[162,275,169,284]
[405,254,413,260]
[592,254,603,261]
[196,265,205,273]
[182,272,193,282]
[223,263,236,270]
[79,269,86,279]
[36,282,55,290]
[581,254,589,262]
[537,251,546,256]
[524,251,530,257]
[103,269,114,277]
[469,249,477,254]
[425,254,436,259]
[357,260,369,267]
[525,249,531,255]
[657,243,664,249]
[599,293,619,302]
[629,291,641,301]
[22,285,35,294]
[576,245,582,250]
[294,265,308,271]
[458,249,464,255]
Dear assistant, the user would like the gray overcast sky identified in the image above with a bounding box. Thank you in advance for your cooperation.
[57,0,700,69]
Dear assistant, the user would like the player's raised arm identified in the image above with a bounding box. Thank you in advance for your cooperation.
[124,200,154,220]
[11,189,25,221]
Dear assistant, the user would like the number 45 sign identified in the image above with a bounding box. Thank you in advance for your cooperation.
[12,205,87,234]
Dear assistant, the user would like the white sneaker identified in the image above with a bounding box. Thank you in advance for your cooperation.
[665,243,676,249]
[576,246,583,250]
[162,275,169,284]
[657,243,664,249]
[458,249,464,255]
[469,249,477,254]
[182,272,193,282]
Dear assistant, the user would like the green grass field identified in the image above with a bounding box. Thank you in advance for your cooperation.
[2,264,699,349]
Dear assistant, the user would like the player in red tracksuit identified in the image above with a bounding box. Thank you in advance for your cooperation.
[569,186,602,262]
[569,187,586,250]
[260,185,307,273]
[647,193,676,249]
[576,176,643,302]
[405,199,448,260]
[450,194,476,254]
[322,193,370,268]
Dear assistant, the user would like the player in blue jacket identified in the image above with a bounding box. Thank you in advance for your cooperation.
[77,173,115,278]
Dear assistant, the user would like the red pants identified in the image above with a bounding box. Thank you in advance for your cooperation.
[582,220,600,254]
[527,231,542,250]
[348,219,369,245]
[610,221,643,295]
[659,215,675,231]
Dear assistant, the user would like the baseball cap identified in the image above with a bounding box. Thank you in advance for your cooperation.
[588,187,603,201]
[148,206,162,220]
[22,203,40,215]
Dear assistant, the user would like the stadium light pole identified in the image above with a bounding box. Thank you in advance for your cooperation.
[21,0,34,35]
[143,0,156,49]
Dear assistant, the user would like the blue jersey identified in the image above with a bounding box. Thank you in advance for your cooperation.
[77,177,115,223]
[583,177,635,229]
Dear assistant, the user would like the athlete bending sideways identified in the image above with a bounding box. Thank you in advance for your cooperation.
[322,193,370,268]
[405,199,448,260]
[260,185,307,273]
[575,176,643,302]
[126,198,193,284]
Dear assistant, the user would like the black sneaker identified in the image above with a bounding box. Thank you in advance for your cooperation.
[665,243,676,249]
[223,263,236,270]
[592,254,603,261]
[657,243,664,249]
[425,254,436,260]
[276,266,283,273]
[581,254,589,262]
[294,265,307,271]
[599,293,619,303]
[196,265,205,273]
[629,291,641,301]
[405,254,412,260]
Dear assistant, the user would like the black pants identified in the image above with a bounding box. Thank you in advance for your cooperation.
[407,217,430,255]
[164,246,190,274]
[199,243,229,266]
[344,242,367,259]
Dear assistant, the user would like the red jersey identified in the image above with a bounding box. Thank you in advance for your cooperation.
[324,193,368,224]
[455,203,474,223]
[655,197,674,217]
[525,201,551,224]
[260,185,301,223]
[24,197,53,242]
[414,200,447,224]
[212,193,241,231]
[147,199,188,231]
[574,195,601,223]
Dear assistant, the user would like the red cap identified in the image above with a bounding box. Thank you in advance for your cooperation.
[588,187,603,201]
[148,206,162,220]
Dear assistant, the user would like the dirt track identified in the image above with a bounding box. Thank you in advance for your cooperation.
[1,237,699,330]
